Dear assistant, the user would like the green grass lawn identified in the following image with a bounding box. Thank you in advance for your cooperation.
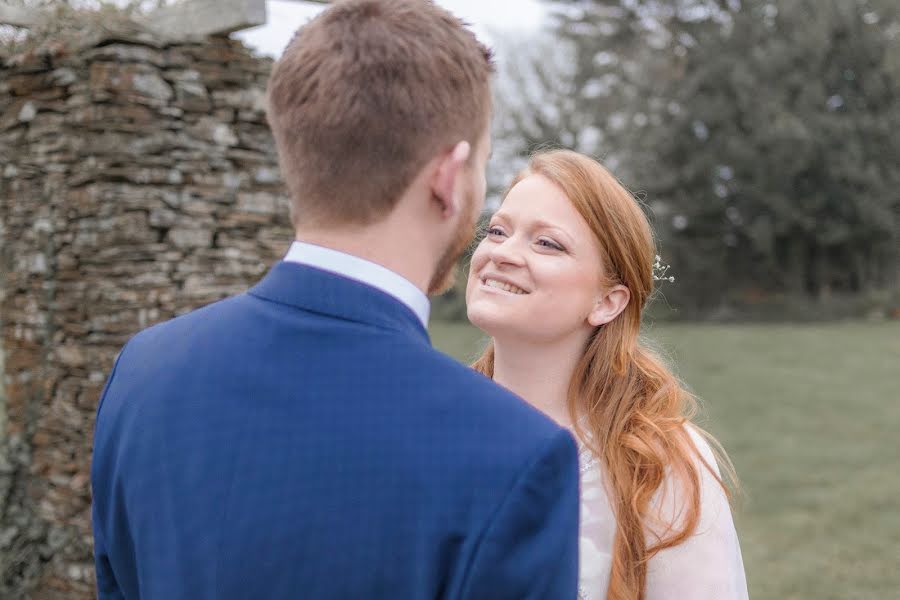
[429,320,900,600]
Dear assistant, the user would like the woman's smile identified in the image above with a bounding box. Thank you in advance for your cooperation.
[480,275,530,295]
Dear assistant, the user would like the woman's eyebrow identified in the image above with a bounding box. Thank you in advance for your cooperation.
[531,219,575,245]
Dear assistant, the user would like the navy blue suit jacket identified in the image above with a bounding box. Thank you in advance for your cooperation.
[92,261,580,599]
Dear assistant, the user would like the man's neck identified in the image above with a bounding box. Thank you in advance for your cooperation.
[295,224,434,295]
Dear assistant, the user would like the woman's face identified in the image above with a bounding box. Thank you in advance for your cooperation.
[466,174,608,343]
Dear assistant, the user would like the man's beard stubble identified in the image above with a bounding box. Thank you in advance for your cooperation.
[427,182,480,296]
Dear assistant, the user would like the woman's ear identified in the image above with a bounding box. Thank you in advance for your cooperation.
[430,141,471,218]
[588,285,631,327]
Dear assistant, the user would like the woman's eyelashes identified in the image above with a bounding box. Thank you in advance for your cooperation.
[485,225,565,252]
[537,238,565,251]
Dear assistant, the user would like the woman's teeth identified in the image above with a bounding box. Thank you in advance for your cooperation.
[484,279,527,295]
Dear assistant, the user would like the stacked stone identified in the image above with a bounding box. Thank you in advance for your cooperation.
[0,29,291,598]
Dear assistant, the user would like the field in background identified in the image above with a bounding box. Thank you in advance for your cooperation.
[429,320,900,600]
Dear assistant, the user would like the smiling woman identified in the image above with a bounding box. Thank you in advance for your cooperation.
[467,149,748,600]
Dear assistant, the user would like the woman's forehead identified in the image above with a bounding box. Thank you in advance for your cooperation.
[499,176,589,232]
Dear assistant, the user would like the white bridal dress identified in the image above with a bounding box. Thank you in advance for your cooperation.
[577,427,749,599]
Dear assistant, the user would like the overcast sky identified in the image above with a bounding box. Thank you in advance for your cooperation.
[236,0,546,58]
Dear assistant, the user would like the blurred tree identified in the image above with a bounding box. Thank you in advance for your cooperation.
[646,0,900,313]
[489,1,710,187]
[541,0,733,181]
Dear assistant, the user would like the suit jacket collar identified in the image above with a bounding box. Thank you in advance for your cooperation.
[249,261,431,345]
[283,241,430,328]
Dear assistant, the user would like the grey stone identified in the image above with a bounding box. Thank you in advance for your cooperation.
[84,44,168,66]
[168,69,202,83]
[175,79,211,112]
[148,208,177,228]
[223,172,247,189]
[49,68,78,87]
[56,346,85,368]
[131,71,174,102]
[189,116,238,147]
[159,106,184,118]
[237,191,278,214]
[212,123,238,147]
[18,101,36,122]
[212,88,266,112]
[168,227,213,249]
[252,166,281,184]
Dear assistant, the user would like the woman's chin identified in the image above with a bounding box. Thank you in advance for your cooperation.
[465,306,490,334]
[467,304,520,338]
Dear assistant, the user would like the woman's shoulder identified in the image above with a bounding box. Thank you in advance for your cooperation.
[646,425,748,599]
[684,423,722,478]
[647,423,730,530]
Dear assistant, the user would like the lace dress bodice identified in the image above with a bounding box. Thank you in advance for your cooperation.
[577,428,749,599]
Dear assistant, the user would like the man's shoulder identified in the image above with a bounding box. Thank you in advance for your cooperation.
[120,298,567,448]
[125,293,250,341]
[410,348,578,513]
[410,346,569,446]
[110,294,254,377]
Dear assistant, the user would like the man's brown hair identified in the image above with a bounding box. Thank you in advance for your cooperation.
[267,0,494,227]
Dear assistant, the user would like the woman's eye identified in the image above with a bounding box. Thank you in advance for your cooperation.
[487,227,506,237]
[538,238,564,251]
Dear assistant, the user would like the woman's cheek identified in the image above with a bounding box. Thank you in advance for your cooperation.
[466,243,489,297]
[470,242,490,273]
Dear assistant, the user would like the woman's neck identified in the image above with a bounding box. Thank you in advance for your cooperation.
[491,334,588,430]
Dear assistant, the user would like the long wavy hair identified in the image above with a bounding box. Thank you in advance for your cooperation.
[472,150,737,600]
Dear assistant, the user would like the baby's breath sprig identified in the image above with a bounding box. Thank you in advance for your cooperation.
[652,255,675,283]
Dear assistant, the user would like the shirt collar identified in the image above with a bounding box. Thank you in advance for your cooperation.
[283,241,431,328]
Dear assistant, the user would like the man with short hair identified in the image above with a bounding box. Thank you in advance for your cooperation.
[91,1,580,598]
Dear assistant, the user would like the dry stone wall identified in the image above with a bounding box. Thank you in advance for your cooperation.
[0,28,292,598]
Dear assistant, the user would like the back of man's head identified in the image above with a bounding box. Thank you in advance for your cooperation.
[267,0,494,228]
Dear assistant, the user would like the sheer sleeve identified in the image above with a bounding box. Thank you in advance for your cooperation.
[644,427,749,600]
[577,447,616,599]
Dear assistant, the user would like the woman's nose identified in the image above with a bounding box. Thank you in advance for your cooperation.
[488,237,525,267]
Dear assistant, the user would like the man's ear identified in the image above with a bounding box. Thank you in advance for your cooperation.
[430,141,471,218]
[588,285,631,327]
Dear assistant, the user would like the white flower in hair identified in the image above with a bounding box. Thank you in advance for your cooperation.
[652,255,675,283]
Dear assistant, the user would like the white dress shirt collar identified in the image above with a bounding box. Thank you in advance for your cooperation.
[283,241,430,328]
